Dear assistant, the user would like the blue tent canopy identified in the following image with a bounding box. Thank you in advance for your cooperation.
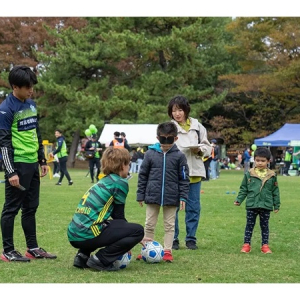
[254,123,300,147]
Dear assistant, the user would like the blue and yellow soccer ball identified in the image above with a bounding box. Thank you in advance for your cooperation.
[112,252,132,269]
[141,241,164,263]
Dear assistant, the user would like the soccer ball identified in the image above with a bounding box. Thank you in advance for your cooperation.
[112,252,132,269]
[141,241,164,263]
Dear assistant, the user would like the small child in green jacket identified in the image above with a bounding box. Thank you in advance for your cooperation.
[234,147,280,254]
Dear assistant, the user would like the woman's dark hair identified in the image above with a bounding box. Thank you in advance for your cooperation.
[167,95,190,119]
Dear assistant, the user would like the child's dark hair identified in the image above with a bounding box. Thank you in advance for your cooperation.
[167,95,191,119]
[254,147,271,160]
[114,131,120,137]
[55,129,63,134]
[157,122,178,137]
[9,65,38,89]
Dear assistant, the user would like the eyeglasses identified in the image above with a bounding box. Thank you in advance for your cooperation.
[158,136,175,144]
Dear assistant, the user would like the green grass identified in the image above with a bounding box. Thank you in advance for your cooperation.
[0,169,299,284]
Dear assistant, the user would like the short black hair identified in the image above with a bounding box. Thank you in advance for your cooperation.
[254,147,271,160]
[167,95,190,119]
[55,129,63,134]
[114,131,120,137]
[8,65,38,89]
[157,122,178,137]
[120,132,126,137]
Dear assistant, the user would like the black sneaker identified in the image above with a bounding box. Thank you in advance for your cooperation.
[186,240,198,250]
[86,255,118,271]
[1,250,31,262]
[91,180,94,184]
[73,252,90,268]
[68,181,73,186]
[172,239,179,250]
[55,182,62,186]
[25,247,57,259]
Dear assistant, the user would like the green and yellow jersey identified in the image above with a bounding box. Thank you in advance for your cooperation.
[67,173,129,242]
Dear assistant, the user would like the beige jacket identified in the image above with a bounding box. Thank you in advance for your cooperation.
[171,118,212,178]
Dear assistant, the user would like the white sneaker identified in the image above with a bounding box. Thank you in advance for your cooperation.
[53,173,60,178]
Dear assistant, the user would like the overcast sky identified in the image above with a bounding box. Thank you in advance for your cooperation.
[1,1,298,17]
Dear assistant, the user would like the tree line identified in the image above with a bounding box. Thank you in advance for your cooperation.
[1,17,299,165]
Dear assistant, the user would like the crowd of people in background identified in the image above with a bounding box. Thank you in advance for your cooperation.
[49,129,300,185]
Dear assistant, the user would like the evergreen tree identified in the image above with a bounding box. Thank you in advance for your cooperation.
[36,17,234,163]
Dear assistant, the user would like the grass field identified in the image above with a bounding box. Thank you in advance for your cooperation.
[0,168,299,287]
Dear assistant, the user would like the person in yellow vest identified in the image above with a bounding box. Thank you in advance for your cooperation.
[283,147,293,176]
[50,129,73,186]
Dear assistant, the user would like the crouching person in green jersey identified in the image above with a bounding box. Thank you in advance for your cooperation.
[67,147,145,271]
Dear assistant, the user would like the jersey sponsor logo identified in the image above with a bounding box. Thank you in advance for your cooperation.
[17,116,37,131]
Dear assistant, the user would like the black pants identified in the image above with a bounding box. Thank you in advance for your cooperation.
[53,161,60,174]
[283,161,291,175]
[58,156,72,182]
[70,219,144,266]
[1,162,40,252]
[244,208,271,246]
[89,157,100,181]
[203,157,212,181]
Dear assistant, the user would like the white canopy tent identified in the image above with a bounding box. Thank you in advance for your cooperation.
[99,124,158,147]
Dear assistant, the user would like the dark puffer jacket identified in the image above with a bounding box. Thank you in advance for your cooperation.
[136,143,190,207]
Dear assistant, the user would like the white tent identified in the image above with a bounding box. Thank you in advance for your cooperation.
[99,124,158,147]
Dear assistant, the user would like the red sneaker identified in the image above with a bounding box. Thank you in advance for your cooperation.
[241,243,251,253]
[261,244,272,254]
[163,250,173,262]
[25,247,57,259]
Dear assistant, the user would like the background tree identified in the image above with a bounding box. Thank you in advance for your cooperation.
[0,17,86,100]
[216,17,300,146]
[0,17,87,167]
[36,17,236,165]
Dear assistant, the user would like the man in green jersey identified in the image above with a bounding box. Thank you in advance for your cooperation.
[67,147,145,271]
[84,134,102,183]
[0,65,57,262]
